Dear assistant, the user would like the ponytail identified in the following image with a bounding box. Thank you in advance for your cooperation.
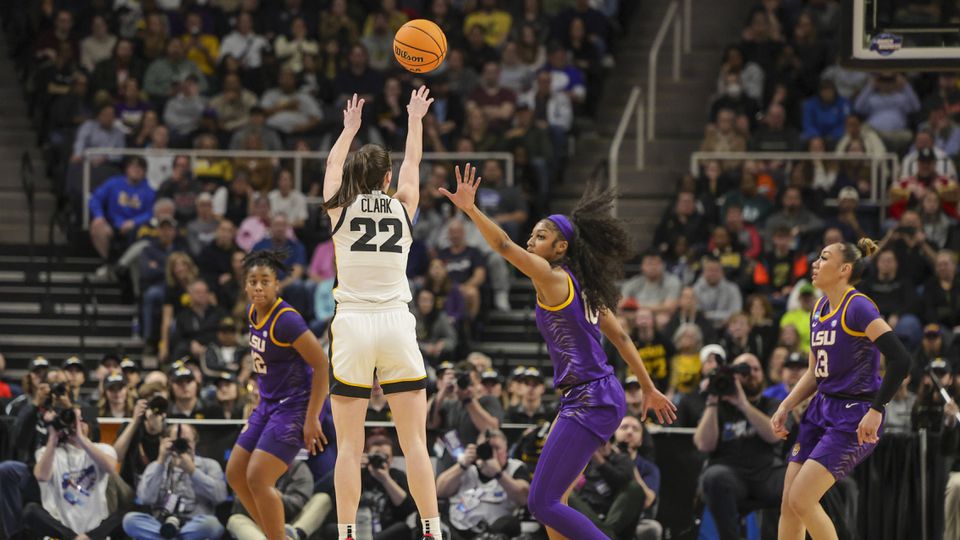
[323,144,391,210]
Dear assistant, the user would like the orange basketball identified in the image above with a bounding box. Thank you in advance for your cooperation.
[393,19,447,73]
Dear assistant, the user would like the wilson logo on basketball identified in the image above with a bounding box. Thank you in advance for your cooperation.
[395,46,424,64]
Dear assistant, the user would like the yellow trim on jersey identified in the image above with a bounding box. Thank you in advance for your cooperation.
[332,371,373,389]
[840,292,880,337]
[818,287,855,322]
[326,306,372,389]
[380,374,428,385]
[537,273,575,311]
[250,298,282,330]
[268,307,298,347]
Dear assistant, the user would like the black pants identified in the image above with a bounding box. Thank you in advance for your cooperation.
[23,502,123,540]
[700,463,786,540]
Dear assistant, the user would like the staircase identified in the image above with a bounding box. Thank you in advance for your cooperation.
[554,0,753,249]
[0,247,142,380]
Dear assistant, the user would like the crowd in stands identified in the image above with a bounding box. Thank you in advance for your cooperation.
[3,0,960,539]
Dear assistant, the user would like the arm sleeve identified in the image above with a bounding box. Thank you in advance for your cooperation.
[872,331,912,412]
[272,309,309,345]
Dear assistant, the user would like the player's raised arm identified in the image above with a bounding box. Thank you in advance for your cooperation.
[323,94,364,204]
[395,86,433,219]
[440,163,555,284]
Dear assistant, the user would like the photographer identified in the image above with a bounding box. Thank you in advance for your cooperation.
[228,459,320,540]
[323,434,415,540]
[122,423,227,540]
[614,416,662,540]
[437,429,530,540]
[113,382,170,486]
[428,361,503,450]
[693,353,784,540]
[506,367,555,424]
[25,407,122,539]
[566,435,642,540]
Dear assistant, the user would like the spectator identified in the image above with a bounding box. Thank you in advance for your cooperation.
[719,311,762,363]
[753,225,809,301]
[890,147,960,221]
[228,459,325,540]
[884,376,916,435]
[835,113,888,159]
[179,11,219,76]
[428,361,503,448]
[122,424,227,539]
[791,12,830,97]
[361,11,394,72]
[318,0,359,45]
[664,287,717,351]
[920,191,956,249]
[475,159,528,244]
[88,156,156,260]
[236,195,274,251]
[228,105,284,151]
[445,48,481,98]
[424,258,469,324]
[622,306,673,392]
[764,186,825,245]
[137,12,170,63]
[901,129,958,180]
[90,38,144,98]
[209,73,258,133]
[919,99,960,159]
[366,378,393,422]
[113,382,169,486]
[853,73,921,150]
[186,193,219,255]
[750,103,800,152]
[143,39,208,101]
[140,221,188,347]
[506,367,555,424]
[469,62,518,131]
[251,213,307,292]
[61,356,87,407]
[717,44,764,102]
[653,191,708,255]
[779,283,817,355]
[268,169,308,229]
[437,428,529,540]
[723,203,763,260]
[700,108,747,173]
[614,416,663,540]
[157,155,203,224]
[115,78,152,134]
[567,436,645,540]
[34,9,77,62]
[520,69,573,156]
[669,323,704,401]
[219,11,271,71]
[172,279,225,361]
[334,44,384,108]
[693,256,743,329]
[414,288,458,366]
[201,372,245,419]
[499,41,536,93]
[877,210,938,286]
[98,371,134,418]
[202,317,248,375]
[437,220,487,319]
[168,366,206,419]
[261,67,323,135]
[544,43,587,106]
[824,186,869,242]
[762,351,807,401]
[80,15,117,72]
[620,251,682,328]
[710,73,761,125]
[25,409,121,539]
[274,17,318,74]
[693,353,783,540]
[922,250,960,332]
[910,324,960,389]
[71,102,126,165]
[198,219,238,298]
[860,248,921,339]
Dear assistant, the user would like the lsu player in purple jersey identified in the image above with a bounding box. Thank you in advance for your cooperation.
[441,167,676,540]
[225,250,330,540]
[771,239,911,540]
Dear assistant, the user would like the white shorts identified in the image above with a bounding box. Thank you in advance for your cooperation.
[328,306,427,398]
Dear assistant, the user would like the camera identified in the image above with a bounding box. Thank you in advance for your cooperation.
[50,382,68,397]
[476,441,493,461]
[368,452,388,470]
[456,371,472,390]
[157,491,182,539]
[171,437,191,454]
[147,395,169,414]
[896,226,917,237]
[705,363,752,396]
[47,407,77,438]
[616,440,631,453]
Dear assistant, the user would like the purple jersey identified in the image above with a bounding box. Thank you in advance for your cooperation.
[535,269,614,389]
[247,298,311,401]
[809,288,882,397]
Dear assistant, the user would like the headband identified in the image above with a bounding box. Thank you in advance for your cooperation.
[547,214,574,242]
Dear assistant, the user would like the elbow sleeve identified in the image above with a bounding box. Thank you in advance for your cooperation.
[872,331,911,411]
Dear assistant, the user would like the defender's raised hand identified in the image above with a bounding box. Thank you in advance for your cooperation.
[439,163,481,213]
[407,86,434,119]
[343,93,365,132]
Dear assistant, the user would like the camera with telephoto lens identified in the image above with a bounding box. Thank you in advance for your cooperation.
[368,452,388,470]
[476,441,493,461]
[50,382,68,397]
[456,371,472,390]
[48,407,77,438]
[156,491,182,539]
[147,395,169,414]
[706,363,752,396]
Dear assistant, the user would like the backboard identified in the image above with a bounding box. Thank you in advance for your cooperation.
[842,0,960,70]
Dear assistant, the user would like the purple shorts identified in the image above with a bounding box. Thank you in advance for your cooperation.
[788,392,883,480]
[236,391,310,464]
[557,374,627,442]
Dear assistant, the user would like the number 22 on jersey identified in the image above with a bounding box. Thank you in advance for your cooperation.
[250,335,268,374]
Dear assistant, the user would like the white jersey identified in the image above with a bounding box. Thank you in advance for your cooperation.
[331,191,413,307]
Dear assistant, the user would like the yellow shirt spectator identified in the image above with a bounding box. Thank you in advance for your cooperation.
[181,13,219,76]
[463,8,513,48]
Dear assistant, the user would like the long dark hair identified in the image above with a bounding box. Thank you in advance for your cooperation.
[547,184,634,315]
[323,144,391,210]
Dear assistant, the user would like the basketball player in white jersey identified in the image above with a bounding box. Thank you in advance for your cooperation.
[322,88,442,540]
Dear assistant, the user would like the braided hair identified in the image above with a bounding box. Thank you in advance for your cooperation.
[242,249,289,279]
[545,184,635,315]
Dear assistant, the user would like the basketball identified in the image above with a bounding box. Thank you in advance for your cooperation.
[393,19,447,73]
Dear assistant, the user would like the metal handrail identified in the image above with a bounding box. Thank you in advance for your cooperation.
[608,86,645,216]
[689,151,900,222]
[647,1,684,141]
[82,148,514,229]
